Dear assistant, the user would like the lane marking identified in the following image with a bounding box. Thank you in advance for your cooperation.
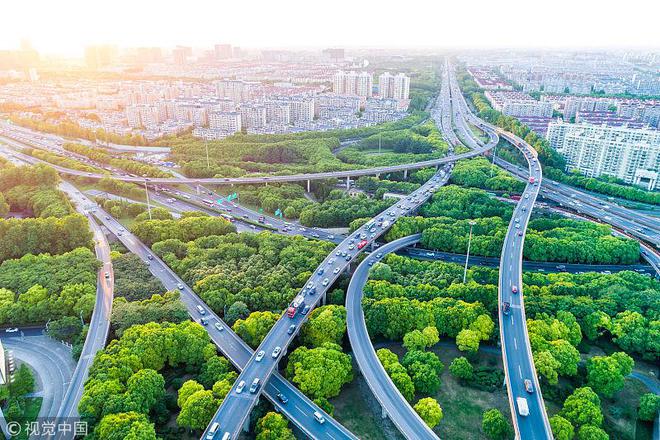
[518,365,523,379]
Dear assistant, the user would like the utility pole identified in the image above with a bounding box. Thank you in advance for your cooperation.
[378,133,382,154]
[205,140,210,169]
[463,220,476,283]
[144,178,152,220]
[490,143,497,178]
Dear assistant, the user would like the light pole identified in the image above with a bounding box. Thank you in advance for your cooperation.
[463,220,476,283]
[143,177,152,220]
[205,140,210,169]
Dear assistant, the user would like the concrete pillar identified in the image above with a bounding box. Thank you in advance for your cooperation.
[381,405,388,419]
[403,169,408,180]
[242,414,251,433]
[307,180,311,193]
[321,290,327,306]
[346,177,351,190]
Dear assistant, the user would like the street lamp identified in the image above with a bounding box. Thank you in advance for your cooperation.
[463,220,477,283]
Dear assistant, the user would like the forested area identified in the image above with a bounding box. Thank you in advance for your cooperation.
[64,143,172,178]
[385,185,640,265]
[0,163,93,261]
[79,321,236,438]
[130,215,236,246]
[234,183,314,220]
[299,190,395,227]
[363,249,659,438]
[9,115,148,146]
[449,157,525,193]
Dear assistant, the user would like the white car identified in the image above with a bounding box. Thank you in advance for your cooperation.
[177,283,184,290]
[333,267,340,274]
[322,278,330,286]
[255,350,265,362]
[5,328,18,333]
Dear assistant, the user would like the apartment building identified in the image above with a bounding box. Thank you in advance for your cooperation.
[486,91,553,117]
[378,72,410,100]
[333,71,373,98]
[209,111,242,133]
[546,120,660,189]
[239,104,267,129]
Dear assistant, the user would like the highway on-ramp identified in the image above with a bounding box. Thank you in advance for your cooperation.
[345,234,439,440]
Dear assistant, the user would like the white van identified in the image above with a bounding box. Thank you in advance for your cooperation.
[205,422,219,439]
[196,305,206,315]
[313,411,326,424]
[516,397,529,416]
[221,433,231,440]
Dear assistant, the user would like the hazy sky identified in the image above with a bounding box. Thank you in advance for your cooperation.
[3,0,659,56]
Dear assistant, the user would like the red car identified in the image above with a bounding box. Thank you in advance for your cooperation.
[357,239,368,250]
[511,285,518,294]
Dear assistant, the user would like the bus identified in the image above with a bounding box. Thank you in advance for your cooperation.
[220,214,233,222]
[202,199,214,207]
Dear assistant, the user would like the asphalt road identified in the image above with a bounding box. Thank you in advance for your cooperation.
[446,61,552,438]
[52,182,115,438]
[346,234,438,440]
[0,335,76,419]
[205,166,456,439]
[85,205,358,440]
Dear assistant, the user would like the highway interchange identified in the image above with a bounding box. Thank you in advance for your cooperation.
[0,58,659,440]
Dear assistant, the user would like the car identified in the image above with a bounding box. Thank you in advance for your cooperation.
[376,253,383,258]
[200,317,209,326]
[524,379,534,393]
[333,267,340,274]
[335,250,341,256]
[307,282,314,289]
[317,268,324,275]
[360,233,367,239]
[511,285,518,294]
[515,223,520,229]
[515,218,520,223]
[312,233,320,238]
[196,305,206,315]
[328,235,335,239]
[287,324,296,335]
[5,328,18,333]
[517,231,523,236]
[214,322,224,331]
[368,260,375,266]
[105,216,110,220]
[313,411,326,424]
[104,272,110,279]
[502,302,511,315]
[249,378,261,393]
[322,278,329,286]
[345,254,351,261]
[206,423,220,439]
[524,194,530,199]
[556,265,566,270]
[117,231,123,236]
[341,251,347,257]
[177,283,184,290]
[276,393,289,404]
[272,346,282,358]
[255,350,265,362]
[301,305,311,315]
[236,380,246,394]
[348,244,355,250]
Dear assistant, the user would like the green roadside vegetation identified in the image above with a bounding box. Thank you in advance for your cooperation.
[63,143,171,178]
[0,365,40,440]
[457,68,660,205]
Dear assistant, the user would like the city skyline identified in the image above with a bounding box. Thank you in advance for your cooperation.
[3,0,660,56]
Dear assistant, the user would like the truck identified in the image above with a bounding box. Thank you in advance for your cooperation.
[516,397,529,416]
[287,294,305,318]
[357,239,368,250]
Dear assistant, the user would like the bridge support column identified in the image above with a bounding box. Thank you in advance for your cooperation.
[307,179,311,193]
[346,177,351,190]
[321,290,327,306]
[242,414,251,433]
[381,404,388,419]
[403,169,408,180]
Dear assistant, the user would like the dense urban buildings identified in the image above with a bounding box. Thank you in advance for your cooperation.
[547,120,660,189]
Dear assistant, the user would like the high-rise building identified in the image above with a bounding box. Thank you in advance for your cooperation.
[288,97,315,124]
[172,46,192,65]
[546,120,660,189]
[209,111,242,133]
[215,80,258,102]
[239,104,267,129]
[333,71,373,98]
[322,48,345,61]
[264,101,291,125]
[85,45,118,69]
[214,44,232,60]
[378,72,410,100]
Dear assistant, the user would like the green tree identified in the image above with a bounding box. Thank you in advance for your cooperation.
[9,364,35,397]
[233,311,280,348]
[125,369,165,414]
[377,348,415,401]
[550,415,574,440]
[414,397,444,428]
[177,390,219,430]
[224,301,250,325]
[638,393,660,421]
[255,412,295,440]
[449,356,474,380]
[402,350,444,394]
[286,343,353,399]
[456,328,481,354]
[586,352,634,397]
[95,412,157,440]
[198,356,233,389]
[300,305,347,347]
[577,425,609,440]
[561,387,604,428]
[177,380,204,408]
[470,314,495,340]
[482,408,512,440]
[534,350,561,385]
